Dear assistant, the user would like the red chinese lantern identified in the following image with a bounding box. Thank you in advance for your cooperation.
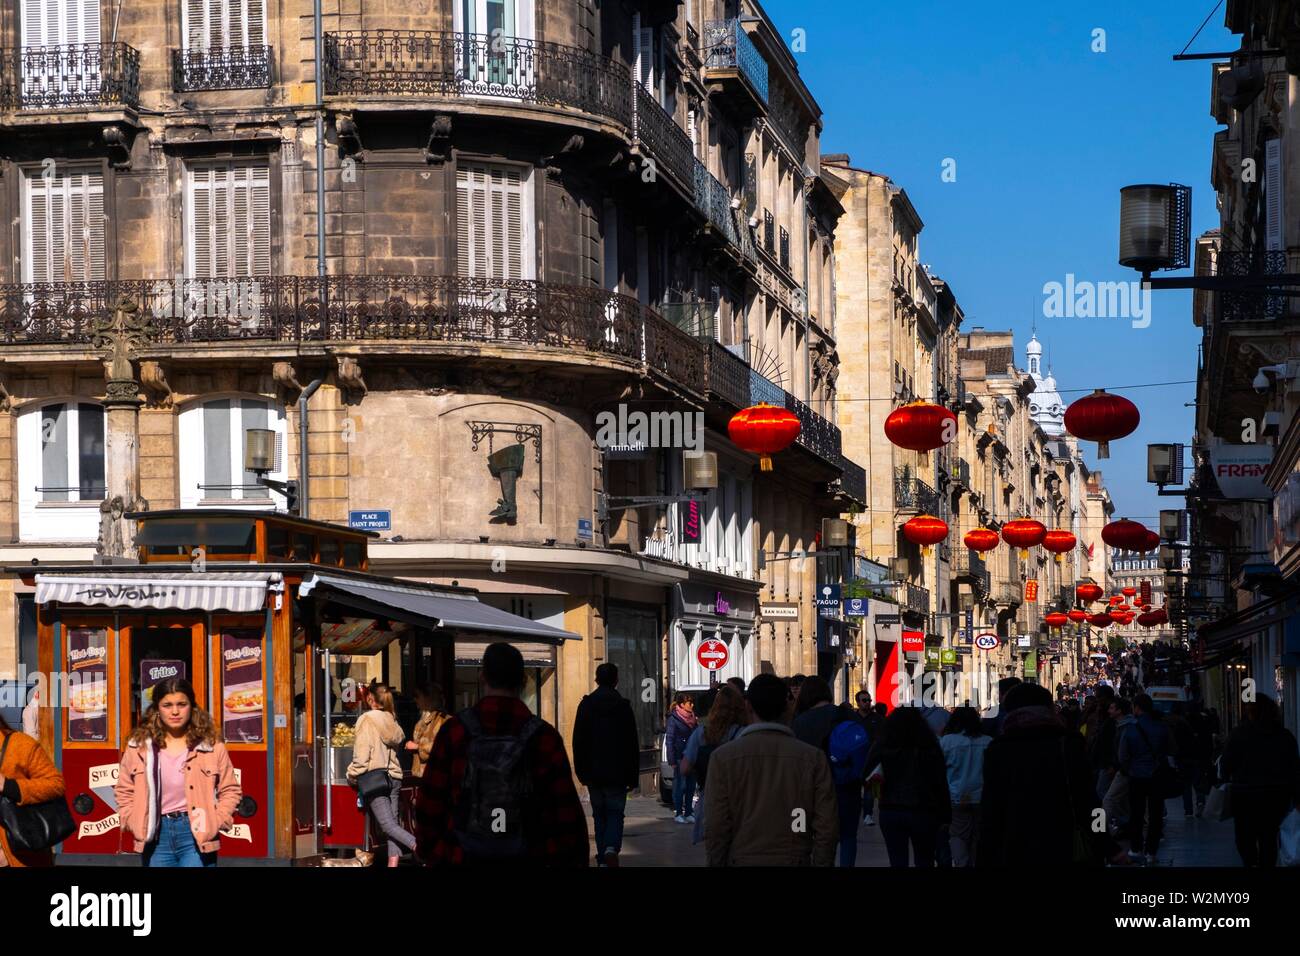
[1121,612,1136,625]
[1116,604,1131,612]
[1001,518,1046,558]
[1068,609,1089,623]
[1121,586,1137,597]
[1109,595,1124,606]
[1140,530,1161,553]
[1088,613,1113,628]
[1042,530,1077,563]
[1109,608,1127,622]
[1045,612,1069,629]
[1063,389,1140,459]
[1076,583,1103,604]
[963,528,1000,552]
[884,401,958,452]
[1138,608,1168,627]
[903,514,949,555]
[1102,518,1151,552]
[728,403,801,471]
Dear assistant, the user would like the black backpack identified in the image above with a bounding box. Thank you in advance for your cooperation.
[451,707,544,861]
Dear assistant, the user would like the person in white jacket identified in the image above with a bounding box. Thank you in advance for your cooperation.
[347,682,417,867]
[939,707,992,867]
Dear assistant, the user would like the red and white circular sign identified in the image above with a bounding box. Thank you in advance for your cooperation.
[697,639,729,671]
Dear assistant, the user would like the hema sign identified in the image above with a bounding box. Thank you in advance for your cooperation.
[1208,445,1273,499]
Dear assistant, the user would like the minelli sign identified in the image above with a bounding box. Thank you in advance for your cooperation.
[1208,445,1273,500]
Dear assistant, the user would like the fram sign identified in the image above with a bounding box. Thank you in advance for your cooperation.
[1208,445,1273,499]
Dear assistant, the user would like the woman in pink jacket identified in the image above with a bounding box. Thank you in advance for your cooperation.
[115,677,242,867]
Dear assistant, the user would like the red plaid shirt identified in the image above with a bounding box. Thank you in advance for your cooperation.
[414,695,589,866]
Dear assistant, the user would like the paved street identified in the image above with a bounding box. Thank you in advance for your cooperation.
[586,793,1241,867]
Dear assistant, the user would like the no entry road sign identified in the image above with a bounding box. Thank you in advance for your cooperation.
[697,639,729,671]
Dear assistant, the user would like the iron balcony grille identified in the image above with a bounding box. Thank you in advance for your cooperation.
[706,340,750,409]
[1219,250,1288,321]
[952,548,990,597]
[322,30,633,130]
[838,457,867,505]
[632,83,695,197]
[903,582,929,617]
[660,297,716,339]
[779,226,790,272]
[954,457,971,488]
[0,42,141,110]
[764,209,775,254]
[785,391,841,465]
[693,159,742,251]
[702,19,769,103]
[172,45,272,91]
[894,467,939,514]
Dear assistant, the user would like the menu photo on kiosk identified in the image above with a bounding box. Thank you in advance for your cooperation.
[222,630,265,743]
[68,627,109,742]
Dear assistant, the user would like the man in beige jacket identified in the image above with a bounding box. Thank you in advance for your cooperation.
[705,673,839,866]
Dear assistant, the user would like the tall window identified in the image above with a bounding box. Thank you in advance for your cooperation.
[456,162,534,280]
[22,169,105,283]
[178,397,286,508]
[184,0,265,51]
[186,161,272,278]
[16,402,106,543]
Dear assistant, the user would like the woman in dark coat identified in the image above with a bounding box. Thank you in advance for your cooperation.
[977,683,1106,867]
[1220,693,1300,867]
[862,706,950,867]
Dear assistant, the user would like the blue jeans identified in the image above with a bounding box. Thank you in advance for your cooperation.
[672,765,696,815]
[143,814,217,868]
[878,808,939,868]
[836,783,863,867]
[589,786,629,858]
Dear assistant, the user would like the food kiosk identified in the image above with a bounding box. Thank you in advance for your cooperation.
[9,509,576,864]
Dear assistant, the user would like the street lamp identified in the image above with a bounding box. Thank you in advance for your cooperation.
[1119,185,1190,272]
[243,428,299,514]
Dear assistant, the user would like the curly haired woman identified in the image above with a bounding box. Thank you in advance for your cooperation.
[114,677,242,867]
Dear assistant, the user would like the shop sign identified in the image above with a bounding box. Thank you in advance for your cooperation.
[1016,635,1032,648]
[68,628,108,743]
[924,647,942,671]
[1140,580,1152,606]
[1023,649,1038,677]
[680,498,702,544]
[577,518,593,541]
[816,584,841,618]
[902,629,925,653]
[761,602,799,621]
[140,659,186,714]
[348,510,391,531]
[221,630,264,744]
[974,633,1000,651]
[940,648,958,666]
[1024,580,1039,603]
[715,593,732,616]
[844,597,868,617]
[1209,445,1273,499]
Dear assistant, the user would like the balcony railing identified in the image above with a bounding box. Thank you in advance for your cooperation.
[322,31,633,130]
[693,159,741,249]
[894,467,939,514]
[0,43,141,110]
[706,339,750,409]
[902,582,930,617]
[702,19,769,102]
[644,310,706,393]
[786,392,841,465]
[838,457,867,505]
[764,209,775,254]
[172,45,272,91]
[779,226,790,272]
[1219,250,1287,321]
[633,83,695,196]
[994,583,1023,606]
[953,457,971,488]
[952,548,990,596]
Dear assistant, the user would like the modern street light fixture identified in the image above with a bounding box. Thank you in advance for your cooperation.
[244,428,299,514]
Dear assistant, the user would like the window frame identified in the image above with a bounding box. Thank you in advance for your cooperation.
[177,395,287,510]
[16,400,107,544]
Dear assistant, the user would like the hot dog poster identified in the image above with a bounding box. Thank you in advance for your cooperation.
[221,630,264,743]
[68,628,109,742]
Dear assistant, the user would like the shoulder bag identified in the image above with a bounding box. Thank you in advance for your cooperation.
[0,732,76,851]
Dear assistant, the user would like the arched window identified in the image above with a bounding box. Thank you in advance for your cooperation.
[177,396,287,509]
[17,401,106,542]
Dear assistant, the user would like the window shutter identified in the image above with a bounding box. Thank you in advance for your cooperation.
[1266,137,1284,252]
[84,174,106,280]
[457,164,488,278]
[185,0,207,50]
[21,0,47,47]
[78,0,100,44]
[634,19,656,93]
[189,166,214,277]
[458,162,530,280]
[26,176,50,283]
[245,0,265,48]
[189,162,270,278]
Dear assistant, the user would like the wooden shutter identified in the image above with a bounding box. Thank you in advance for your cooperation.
[1266,137,1283,252]
[244,0,265,48]
[633,14,656,93]
[25,170,104,283]
[189,162,271,278]
[457,162,530,280]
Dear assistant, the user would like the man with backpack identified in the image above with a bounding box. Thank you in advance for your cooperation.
[572,663,640,867]
[414,642,589,866]
[791,677,870,866]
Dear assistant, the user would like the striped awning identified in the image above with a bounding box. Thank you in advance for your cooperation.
[35,572,282,613]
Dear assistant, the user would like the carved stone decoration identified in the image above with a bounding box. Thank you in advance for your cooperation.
[468,421,543,524]
[139,361,173,408]
[543,134,585,178]
[91,297,151,405]
[0,374,10,413]
[273,361,305,403]
[424,114,453,164]
[103,125,132,169]
[337,113,364,157]
[95,487,148,560]
[336,355,368,402]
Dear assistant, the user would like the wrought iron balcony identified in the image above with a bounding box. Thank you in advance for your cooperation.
[894,467,939,514]
[764,209,775,254]
[785,392,842,466]
[693,159,743,253]
[952,547,990,597]
[994,583,1023,607]
[705,339,750,409]
[322,31,633,130]
[0,43,140,111]
[953,456,971,489]
[0,276,708,396]
[779,226,790,272]
[702,19,769,103]
[838,457,867,505]
[632,83,695,197]
[1219,250,1288,321]
[172,45,272,91]
[902,582,930,617]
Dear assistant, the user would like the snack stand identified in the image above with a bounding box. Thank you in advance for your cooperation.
[10,509,576,864]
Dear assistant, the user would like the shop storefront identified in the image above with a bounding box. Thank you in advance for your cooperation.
[670,582,758,691]
[9,509,574,864]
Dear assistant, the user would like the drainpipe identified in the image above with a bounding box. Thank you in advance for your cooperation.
[298,377,324,518]
[314,0,327,281]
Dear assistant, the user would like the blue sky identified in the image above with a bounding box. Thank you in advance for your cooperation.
[767,0,1234,530]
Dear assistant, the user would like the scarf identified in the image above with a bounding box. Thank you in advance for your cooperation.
[673,704,698,730]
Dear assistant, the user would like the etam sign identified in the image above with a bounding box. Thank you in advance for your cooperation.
[1209,445,1274,500]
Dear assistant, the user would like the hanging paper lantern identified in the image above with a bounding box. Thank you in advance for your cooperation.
[1109,608,1128,622]
[1068,609,1089,623]
[1109,595,1124,606]
[1045,612,1069,629]
[1076,583,1103,604]
[963,528,1000,553]
[1138,608,1168,627]
[1088,613,1114,628]
[1116,604,1131,612]
[1102,518,1151,552]
[903,514,949,555]
[1001,518,1046,558]
[1063,389,1140,459]
[884,401,958,452]
[1140,530,1161,553]
[1121,586,1137,597]
[1042,530,1077,563]
[728,403,801,471]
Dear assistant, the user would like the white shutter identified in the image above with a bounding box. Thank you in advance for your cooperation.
[185,0,207,50]
[23,170,103,283]
[188,162,271,278]
[78,0,100,44]
[245,0,265,48]
[457,162,531,280]
[633,15,655,93]
[1266,137,1284,252]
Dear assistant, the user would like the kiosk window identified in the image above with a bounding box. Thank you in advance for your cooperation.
[342,541,363,568]
[266,525,291,559]
[318,538,340,566]
[130,629,194,729]
[67,627,109,742]
[292,533,315,562]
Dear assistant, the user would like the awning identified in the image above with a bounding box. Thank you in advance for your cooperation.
[299,573,578,645]
[1196,593,1296,649]
[35,572,282,613]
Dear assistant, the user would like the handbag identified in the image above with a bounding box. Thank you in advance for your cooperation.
[355,769,392,804]
[0,732,76,852]
[1203,782,1232,822]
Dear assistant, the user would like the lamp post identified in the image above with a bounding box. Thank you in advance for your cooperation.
[244,428,299,514]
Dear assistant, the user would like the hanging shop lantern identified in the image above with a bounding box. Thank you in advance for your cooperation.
[1121,586,1137,598]
[963,528,1000,553]
[1102,518,1151,552]
[1001,518,1046,558]
[1140,530,1161,553]
[1138,608,1168,627]
[1068,609,1089,623]
[1042,530,1077,563]
[1063,389,1140,459]
[1109,607,1128,622]
[1088,613,1114,628]
[1116,604,1131,612]
[1109,595,1124,606]
[1045,612,1069,629]
[1076,582,1103,604]
[728,403,801,472]
[884,401,958,452]
[903,514,949,555]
